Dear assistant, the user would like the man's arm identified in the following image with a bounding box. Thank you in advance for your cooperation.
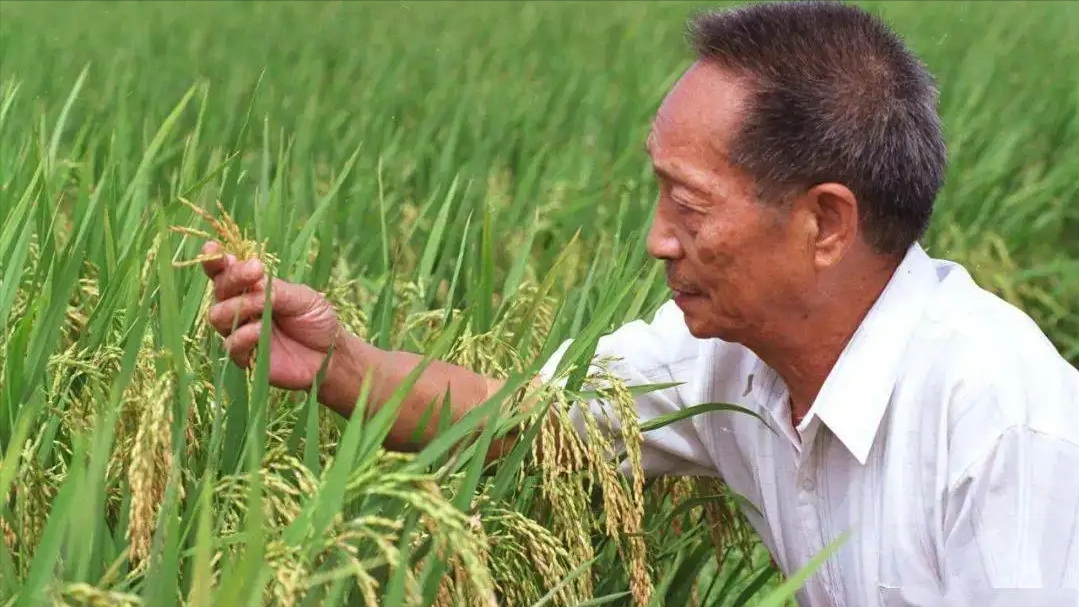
[317,330,533,457]
[312,300,719,477]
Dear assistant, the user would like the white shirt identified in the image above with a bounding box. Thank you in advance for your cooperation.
[538,243,1079,607]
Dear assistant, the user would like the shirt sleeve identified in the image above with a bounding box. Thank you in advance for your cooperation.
[536,300,719,479]
[941,423,1079,606]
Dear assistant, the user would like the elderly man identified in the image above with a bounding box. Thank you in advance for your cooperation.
[198,1,1079,605]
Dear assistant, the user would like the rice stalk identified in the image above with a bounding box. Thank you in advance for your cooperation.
[1,508,16,554]
[51,583,143,607]
[12,435,59,576]
[524,360,659,606]
[125,369,177,569]
[484,506,583,605]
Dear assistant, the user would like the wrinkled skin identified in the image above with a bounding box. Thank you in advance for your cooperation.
[201,241,340,392]
[644,61,819,344]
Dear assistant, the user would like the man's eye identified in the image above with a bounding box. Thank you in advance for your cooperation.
[673,196,700,214]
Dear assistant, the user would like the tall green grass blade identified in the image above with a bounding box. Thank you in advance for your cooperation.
[17,440,83,607]
[731,564,782,607]
[187,478,216,607]
[755,531,850,607]
[0,207,35,325]
[639,402,775,435]
[18,165,106,406]
[417,175,460,289]
[285,143,363,280]
[46,64,89,177]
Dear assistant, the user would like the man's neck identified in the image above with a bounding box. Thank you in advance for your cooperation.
[753,254,902,422]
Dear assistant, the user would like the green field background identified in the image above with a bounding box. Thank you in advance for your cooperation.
[1,1,1077,606]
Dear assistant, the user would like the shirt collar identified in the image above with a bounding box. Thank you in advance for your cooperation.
[809,242,941,464]
[745,243,941,464]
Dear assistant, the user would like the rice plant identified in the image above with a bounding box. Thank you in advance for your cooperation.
[1,1,1076,606]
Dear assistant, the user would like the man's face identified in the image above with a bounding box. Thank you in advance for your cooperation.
[645,61,814,343]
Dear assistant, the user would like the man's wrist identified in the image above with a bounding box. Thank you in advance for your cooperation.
[316,330,372,417]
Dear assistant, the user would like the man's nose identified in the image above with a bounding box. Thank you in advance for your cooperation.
[646,211,682,261]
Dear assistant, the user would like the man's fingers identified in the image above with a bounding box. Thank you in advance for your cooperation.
[201,241,236,279]
[213,258,265,302]
[223,321,264,368]
[207,280,316,336]
[209,291,268,337]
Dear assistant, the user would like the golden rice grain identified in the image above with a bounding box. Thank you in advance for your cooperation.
[169,197,278,273]
[126,372,175,568]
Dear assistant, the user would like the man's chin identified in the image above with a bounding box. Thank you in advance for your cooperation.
[674,294,713,336]
[675,298,741,343]
[685,321,738,343]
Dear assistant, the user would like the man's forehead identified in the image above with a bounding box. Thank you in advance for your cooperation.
[646,123,716,166]
[646,143,719,194]
[648,63,748,159]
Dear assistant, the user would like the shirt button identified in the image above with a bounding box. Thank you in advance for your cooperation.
[802,477,816,493]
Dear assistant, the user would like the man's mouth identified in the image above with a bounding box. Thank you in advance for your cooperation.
[667,271,702,300]
[668,282,701,296]
[670,286,703,302]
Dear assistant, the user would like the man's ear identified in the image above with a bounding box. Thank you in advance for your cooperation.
[799,182,860,269]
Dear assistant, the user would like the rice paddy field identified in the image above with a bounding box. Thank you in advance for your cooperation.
[1,0,1077,605]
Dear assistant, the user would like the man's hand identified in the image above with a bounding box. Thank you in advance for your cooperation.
[200,241,342,392]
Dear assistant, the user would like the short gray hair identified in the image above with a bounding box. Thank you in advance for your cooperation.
[688,0,947,256]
